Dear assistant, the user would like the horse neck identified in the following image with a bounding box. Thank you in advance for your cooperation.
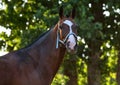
[25,27,66,81]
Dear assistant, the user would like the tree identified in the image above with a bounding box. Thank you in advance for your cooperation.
[0,0,120,85]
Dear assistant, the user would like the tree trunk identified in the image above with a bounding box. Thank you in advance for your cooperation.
[66,75,78,85]
[87,0,104,85]
[88,52,101,85]
[116,51,120,85]
[63,55,78,85]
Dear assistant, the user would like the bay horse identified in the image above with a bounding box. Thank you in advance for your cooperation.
[0,7,78,85]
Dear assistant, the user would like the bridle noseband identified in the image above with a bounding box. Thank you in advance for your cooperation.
[56,20,77,49]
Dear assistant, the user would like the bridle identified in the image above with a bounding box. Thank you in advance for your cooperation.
[56,20,77,49]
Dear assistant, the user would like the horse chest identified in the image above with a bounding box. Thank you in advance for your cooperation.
[13,71,43,85]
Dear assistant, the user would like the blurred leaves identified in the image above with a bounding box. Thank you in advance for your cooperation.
[0,0,120,85]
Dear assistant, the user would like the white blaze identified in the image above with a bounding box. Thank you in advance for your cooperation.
[63,20,76,50]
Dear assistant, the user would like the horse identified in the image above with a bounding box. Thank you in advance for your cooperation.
[0,6,78,85]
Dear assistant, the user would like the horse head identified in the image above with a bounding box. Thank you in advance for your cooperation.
[56,6,78,54]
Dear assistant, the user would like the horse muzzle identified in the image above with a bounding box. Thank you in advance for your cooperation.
[66,41,78,54]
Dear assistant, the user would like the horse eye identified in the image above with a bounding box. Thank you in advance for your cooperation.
[59,25,63,29]
[73,25,77,29]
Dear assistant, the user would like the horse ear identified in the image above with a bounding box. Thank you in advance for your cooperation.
[71,7,76,19]
[59,6,64,19]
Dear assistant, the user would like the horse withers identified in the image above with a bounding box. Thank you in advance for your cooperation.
[0,7,78,85]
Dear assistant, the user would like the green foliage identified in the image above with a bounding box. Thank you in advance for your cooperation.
[77,58,87,85]
[52,73,69,85]
[79,17,103,40]
[101,46,118,85]
[0,0,120,85]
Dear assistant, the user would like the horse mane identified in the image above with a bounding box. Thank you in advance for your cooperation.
[23,29,51,49]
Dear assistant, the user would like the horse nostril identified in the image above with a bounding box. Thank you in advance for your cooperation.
[66,41,70,47]
[74,44,78,50]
